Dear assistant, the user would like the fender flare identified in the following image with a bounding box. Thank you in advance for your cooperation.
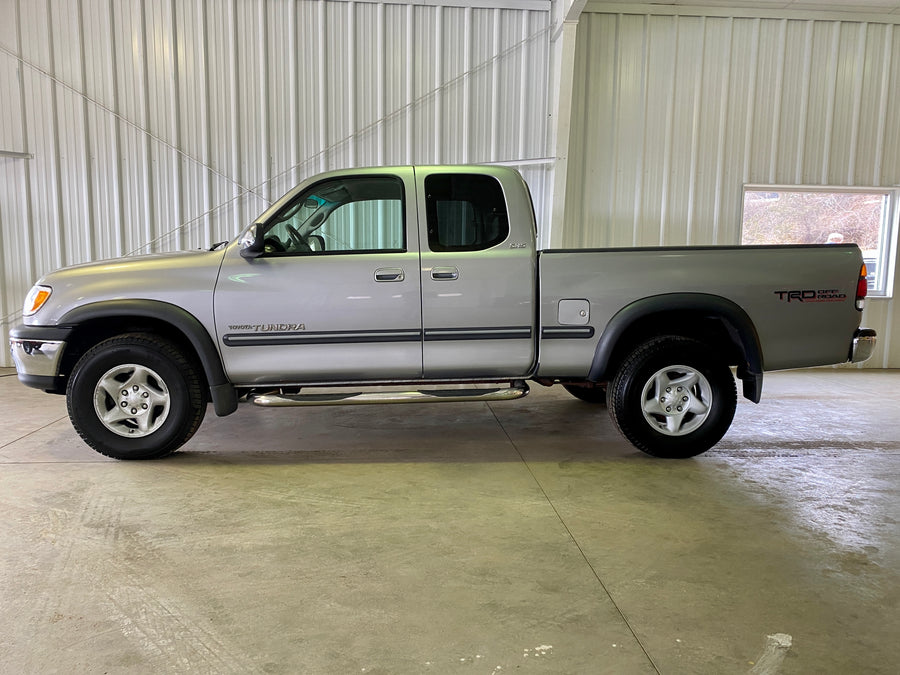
[59,299,238,416]
[587,293,765,402]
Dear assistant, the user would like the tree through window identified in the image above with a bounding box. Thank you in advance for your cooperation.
[741,186,895,295]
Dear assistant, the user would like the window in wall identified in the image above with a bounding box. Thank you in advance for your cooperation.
[425,174,509,252]
[741,186,896,295]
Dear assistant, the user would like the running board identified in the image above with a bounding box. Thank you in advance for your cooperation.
[250,382,529,407]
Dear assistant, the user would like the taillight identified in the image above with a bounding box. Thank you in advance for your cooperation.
[856,264,868,311]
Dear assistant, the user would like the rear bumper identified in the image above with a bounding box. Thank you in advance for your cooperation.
[9,325,72,393]
[850,328,877,364]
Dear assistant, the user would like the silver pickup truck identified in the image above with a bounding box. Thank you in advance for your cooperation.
[10,165,876,460]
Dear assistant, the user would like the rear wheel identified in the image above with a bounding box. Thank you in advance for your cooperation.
[66,334,206,459]
[608,336,736,458]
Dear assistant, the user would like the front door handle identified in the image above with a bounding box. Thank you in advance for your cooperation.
[375,268,405,282]
[431,266,459,281]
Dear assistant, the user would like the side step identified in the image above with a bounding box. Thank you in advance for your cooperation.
[250,382,530,407]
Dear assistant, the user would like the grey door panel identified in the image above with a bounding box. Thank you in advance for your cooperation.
[215,169,423,385]
[415,167,537,379]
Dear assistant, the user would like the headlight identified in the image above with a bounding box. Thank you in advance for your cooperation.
[23,285,52,316]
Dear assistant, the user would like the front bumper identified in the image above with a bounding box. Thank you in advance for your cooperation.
[9,325,73,392]
[850,328,877,364]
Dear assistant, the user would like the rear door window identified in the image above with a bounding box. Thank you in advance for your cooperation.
[424,174,509,252]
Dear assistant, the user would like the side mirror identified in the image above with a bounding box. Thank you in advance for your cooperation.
[239,224,265,259]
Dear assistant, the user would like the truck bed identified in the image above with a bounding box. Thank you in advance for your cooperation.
[537,244,864,378]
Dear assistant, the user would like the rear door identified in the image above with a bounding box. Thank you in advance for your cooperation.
[416,168,537,379]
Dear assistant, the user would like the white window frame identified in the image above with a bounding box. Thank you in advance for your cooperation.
[741,184,898,297]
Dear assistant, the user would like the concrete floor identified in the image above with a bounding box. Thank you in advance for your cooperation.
[1,367,898,674]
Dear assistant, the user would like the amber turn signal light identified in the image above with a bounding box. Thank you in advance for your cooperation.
[24,285,52,316]
[856,264,868,310]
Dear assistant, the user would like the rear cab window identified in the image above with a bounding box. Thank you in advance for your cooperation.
[424,174,510,252]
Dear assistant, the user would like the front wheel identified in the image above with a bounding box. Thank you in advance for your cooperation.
[608,336,736,458]
[66,334,206,459]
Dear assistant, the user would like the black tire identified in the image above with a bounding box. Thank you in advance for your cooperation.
[563,383,608,405]
[66,334,206,459]
[608,336,736,458]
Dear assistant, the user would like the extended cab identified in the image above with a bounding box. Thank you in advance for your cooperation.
[10,166,876,459]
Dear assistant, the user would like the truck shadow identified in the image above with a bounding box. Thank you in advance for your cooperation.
[168,397,643,466]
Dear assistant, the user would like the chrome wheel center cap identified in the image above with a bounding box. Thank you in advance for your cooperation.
[119,384,152,416]
[659,385,691,414]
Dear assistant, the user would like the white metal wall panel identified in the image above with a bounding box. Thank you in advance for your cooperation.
[0,0,551,367]
[0,0,31,348]
[567,9,900,366]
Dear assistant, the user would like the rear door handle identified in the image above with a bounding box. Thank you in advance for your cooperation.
[375,268,405,282]
[431,266,459,281]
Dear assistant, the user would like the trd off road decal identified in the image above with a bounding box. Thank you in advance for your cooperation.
[774,290,847,303]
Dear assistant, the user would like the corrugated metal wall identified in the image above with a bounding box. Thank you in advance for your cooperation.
[0,0,551,367]
[565,9,900,367]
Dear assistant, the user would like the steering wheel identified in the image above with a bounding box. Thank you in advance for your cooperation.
[286,224,312,253]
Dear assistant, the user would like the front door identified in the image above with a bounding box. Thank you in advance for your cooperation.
[214,170,423,385]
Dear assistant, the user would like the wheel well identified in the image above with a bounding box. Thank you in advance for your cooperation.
[601,311,747,382]
[57,318,209,400]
